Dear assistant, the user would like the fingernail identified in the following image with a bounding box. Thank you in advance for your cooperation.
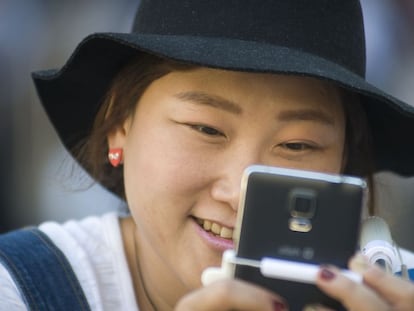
[320,267,336,281]
[273,300,286,311]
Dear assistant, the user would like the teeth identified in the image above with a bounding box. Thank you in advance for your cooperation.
[220,227,233,239]
[198,218,233,239]
[203,220,212,230]
[211,223,221,235]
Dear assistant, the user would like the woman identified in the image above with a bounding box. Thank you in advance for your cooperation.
[1,0,414,310]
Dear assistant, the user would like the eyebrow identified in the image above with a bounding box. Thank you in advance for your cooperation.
[277,109,335,126]
[175,91,242,114]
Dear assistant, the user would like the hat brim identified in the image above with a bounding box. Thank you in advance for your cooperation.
[32,32,414,176]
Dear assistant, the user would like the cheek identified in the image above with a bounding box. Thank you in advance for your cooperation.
[311,145,346,174]
[122,124,214,215]
[279,155,344,175]
[316,155,344,173]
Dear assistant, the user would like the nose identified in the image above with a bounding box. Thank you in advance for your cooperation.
[210,147,262,212]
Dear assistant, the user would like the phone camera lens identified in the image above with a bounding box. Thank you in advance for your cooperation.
[289,189,316,218]
[295,197,312,213]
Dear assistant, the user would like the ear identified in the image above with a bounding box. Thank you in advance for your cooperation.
[107,117,132,150]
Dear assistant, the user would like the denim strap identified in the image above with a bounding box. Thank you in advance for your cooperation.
[0,227,91,311]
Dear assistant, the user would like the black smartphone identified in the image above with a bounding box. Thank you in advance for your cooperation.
[233,165,366,311]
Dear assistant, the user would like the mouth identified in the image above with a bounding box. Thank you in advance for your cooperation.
[194,217,234,240]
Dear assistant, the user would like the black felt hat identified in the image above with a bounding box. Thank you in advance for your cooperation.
[32,0,414,176]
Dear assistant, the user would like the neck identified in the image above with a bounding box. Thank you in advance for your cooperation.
[120,217,181,311]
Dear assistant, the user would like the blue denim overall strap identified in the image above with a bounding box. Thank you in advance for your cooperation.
[0,227,91,311]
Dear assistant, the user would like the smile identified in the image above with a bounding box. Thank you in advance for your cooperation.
[195,218,234,240]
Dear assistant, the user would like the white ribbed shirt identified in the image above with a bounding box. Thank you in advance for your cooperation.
[0,212,139,311]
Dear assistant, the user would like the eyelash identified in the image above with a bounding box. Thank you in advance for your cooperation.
[280,142,317,152]
[185,123,318,152]
[189,124,224,137]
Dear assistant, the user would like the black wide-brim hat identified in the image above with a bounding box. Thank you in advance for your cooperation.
[32,0,414,177]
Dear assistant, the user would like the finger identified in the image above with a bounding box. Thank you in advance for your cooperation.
[315,265,388,311]
[175,279,288,311]
[350,253,414,309]
[302,303,334,311]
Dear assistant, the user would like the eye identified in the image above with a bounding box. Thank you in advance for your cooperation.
[280,142,317,151]
[190,124,224,137]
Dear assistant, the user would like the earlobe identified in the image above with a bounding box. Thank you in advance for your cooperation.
[107,117,131,167]
[108,148,123,167]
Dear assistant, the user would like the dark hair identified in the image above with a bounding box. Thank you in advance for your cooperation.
[340,90,376,214]
[77,53,376,213]
[77,54,195,198]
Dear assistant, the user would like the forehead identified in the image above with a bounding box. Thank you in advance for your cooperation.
[147,67,344,115]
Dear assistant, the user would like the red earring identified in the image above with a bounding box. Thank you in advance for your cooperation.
[108,148,123,167]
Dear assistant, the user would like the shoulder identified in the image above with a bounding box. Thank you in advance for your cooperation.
[38,212,138,309]
[38,211,121,257]
[0,263,27,310]
[0,212,138,310]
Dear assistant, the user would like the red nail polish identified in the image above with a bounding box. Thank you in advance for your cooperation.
[320,267,336,281]
[273,300,286,311]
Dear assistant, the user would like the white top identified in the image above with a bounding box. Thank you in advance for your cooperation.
[0,212,139,311]
[1,212,414,310]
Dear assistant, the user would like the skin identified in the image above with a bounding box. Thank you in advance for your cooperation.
[109,68,414,310]
[310,253,414,311]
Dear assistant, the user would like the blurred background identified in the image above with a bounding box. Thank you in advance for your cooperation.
[1,0,414,250]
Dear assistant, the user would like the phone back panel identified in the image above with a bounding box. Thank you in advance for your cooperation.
[234,165,366,310]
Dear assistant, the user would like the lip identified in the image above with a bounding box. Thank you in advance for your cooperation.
[192,218,235,252]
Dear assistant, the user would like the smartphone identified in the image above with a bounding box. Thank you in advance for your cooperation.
[233,165,366,311]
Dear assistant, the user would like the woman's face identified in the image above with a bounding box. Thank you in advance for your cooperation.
[110,68,345,293]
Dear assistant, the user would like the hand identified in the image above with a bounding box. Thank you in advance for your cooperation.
[312,253,414,311]
[175,278,287,311]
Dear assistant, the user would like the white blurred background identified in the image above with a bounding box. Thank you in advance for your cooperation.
[1,0,414,250]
